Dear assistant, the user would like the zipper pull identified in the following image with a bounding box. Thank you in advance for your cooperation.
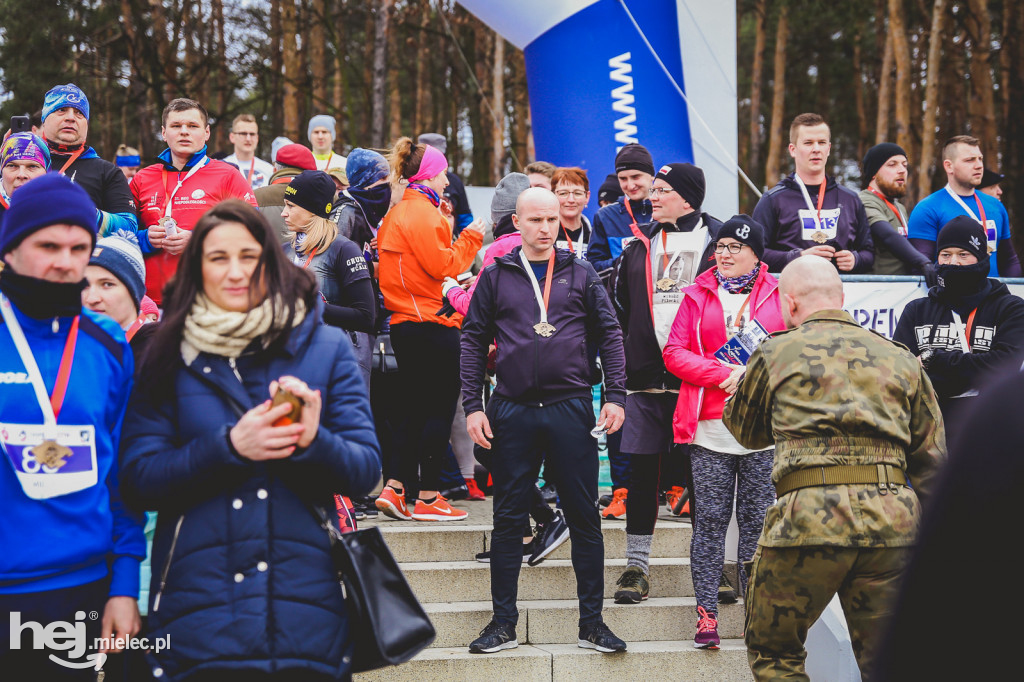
[52,317,59,334]
[228,357,243,383]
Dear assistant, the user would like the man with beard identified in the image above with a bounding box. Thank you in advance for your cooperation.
[908,135,1021,277]
[858,143,936,284]
[752,113,873,273]
[893,216,1024,434]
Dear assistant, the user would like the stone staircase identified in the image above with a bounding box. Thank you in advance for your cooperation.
[353,499,754,681]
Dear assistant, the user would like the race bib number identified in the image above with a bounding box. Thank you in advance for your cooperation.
[985,220,997,254]
[2,423,98,499]
[799,207,841,243]
[714,320,770,365]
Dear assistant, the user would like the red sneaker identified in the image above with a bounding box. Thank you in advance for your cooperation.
[602,488,628,519]
[411,495,469,521]
[465,478,486,501]
[375,486,411,520]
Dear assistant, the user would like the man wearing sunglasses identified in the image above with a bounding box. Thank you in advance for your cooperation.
[608,162,721,602]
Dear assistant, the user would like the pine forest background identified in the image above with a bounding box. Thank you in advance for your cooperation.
[1,0,1023,251]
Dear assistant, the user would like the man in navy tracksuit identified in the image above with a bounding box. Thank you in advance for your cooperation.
[462,188,628,654]
[0,174,145,678]
[752,113,874,273]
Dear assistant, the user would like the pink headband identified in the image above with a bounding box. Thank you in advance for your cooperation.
[409,144,449,183]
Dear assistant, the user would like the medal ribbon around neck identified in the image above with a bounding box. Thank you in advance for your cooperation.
[867,187,908,236]
[944,185,987,227]
[0,295,80,425]
[161,155,210,219]
[623,200,655,310]
[518,247,557,337]
[795,173,828,232]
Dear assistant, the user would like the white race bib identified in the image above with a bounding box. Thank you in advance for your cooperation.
[1,423,98,499]
[799,207,841,242]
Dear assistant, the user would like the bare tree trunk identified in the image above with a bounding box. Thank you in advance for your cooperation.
[370,0,393,148]
[748,0,767,187]
[270,0,283,138]
[213,0,228,152]
[311,0,328,113]
[875,30,893,143]
[491,37,505,183]
[917,0,949,204]
[764,3,789,187]
[282,0,301,140]
[965,0,997,156]
[853,30,868,162]
[332,0,347,147]
[506,45,529,171]
[149,0,177,104]
[889,0,913,152]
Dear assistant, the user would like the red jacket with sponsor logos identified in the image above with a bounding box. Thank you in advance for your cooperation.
[130,148,257,303]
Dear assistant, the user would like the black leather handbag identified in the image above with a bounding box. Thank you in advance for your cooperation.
[372,332,399,374]
[311,506,436,672]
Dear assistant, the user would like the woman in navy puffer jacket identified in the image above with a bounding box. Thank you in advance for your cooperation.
[120,200,381,681]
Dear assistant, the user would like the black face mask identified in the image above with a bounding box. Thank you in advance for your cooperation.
[936,260,989,298]
[0,266,85,319]
[348,184,392,226]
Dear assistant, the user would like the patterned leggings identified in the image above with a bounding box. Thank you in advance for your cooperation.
[689,445,775,614]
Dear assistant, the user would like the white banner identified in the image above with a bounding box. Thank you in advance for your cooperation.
[842,279,1024,339]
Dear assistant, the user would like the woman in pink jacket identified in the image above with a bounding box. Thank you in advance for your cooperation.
[662,215,785,650]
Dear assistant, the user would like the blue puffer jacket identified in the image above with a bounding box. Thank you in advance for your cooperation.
[119,306,382,680]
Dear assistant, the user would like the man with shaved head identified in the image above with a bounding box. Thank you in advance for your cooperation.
[723,255,945,681]
[461,186,629,654]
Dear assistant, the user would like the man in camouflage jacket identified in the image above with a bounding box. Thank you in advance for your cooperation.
[723,255,945,681]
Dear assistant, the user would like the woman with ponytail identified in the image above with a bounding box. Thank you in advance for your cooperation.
[282,170,375,385]
[375,136,487,522]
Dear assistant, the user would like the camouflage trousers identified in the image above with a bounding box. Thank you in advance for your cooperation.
[744,544,910,681]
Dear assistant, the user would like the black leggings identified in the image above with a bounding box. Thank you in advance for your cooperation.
[624,447,693,535]
[390,321,462,494]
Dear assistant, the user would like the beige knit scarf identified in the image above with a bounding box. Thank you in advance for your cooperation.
[181,293,306,365]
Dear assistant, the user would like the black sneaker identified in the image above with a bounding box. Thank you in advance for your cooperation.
[441,482,469,501]
[539,483,558,504]
[613,566,650,604]
[598,493,613,508]
[578,621,627,653]
[718,570,737,604]
[476,540,534,563]
[469,620,518,653]
[528,509,570,566]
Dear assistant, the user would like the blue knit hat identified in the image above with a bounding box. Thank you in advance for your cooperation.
[345,148,389,189]
[307,115,336,143]
[42,83,90,122]
[0,174,98,255]
[90,232,146,311]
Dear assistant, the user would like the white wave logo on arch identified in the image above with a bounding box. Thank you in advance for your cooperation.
[454,0,739,220]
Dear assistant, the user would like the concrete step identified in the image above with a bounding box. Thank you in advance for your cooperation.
[353,640,753,681]
[424,597,744,648]
[403,557,692,603]
[377,520,692,563]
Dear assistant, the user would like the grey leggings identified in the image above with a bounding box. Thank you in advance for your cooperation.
[689,444,775,615]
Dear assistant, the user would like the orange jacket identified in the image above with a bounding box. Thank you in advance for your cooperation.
[378,188,483,327]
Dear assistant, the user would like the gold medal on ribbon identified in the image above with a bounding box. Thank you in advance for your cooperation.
[812,231,828,244]
[31,440,73,470]
[656,277,676,292]
[988,243,996,254]
[534,321,556,337]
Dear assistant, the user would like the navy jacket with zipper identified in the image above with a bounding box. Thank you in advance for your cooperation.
[612,212,722,391]
[119,304,381,680]
[752,173,874,273]
[461,246,626,415]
